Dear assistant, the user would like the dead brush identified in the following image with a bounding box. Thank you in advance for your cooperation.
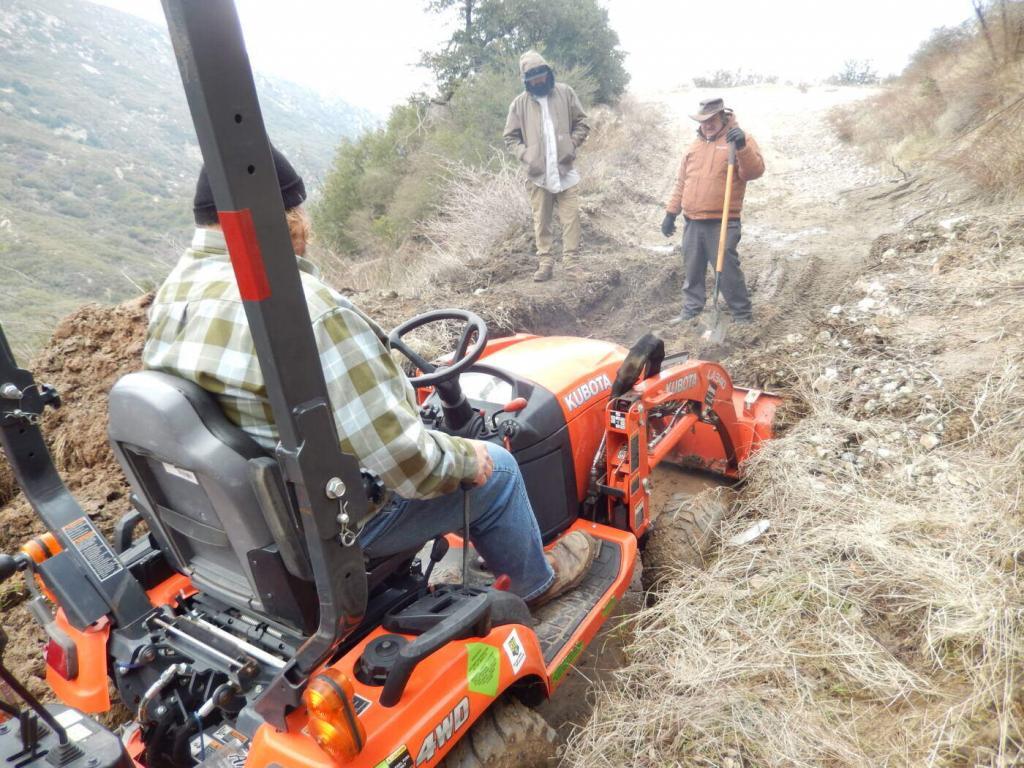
[832,0,1024,199]
[311,157,530,295]
[312,100,671,299]
[418,157,531,271]
[579,97,672,203]
[565,340,1024,765]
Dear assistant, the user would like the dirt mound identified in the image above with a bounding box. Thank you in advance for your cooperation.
[0,294,149,697]
[0,295,150,550]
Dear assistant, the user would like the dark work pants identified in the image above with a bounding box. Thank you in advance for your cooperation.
[680,218,752,320]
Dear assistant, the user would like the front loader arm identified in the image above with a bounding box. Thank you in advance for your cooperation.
[600,359,778,537]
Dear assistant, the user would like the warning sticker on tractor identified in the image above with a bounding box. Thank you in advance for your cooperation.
[551,641,584,685]
[704,382,718,410]
[466,643,499,697]
[375,745,413,768]
[354,693,372,716]
[601,595,619,618]
[610,411,626,430]
[55,709,95,743]
[503,628,526,674]
[189,727,248,763]
[65,723,93,743]
[61,516,123,582]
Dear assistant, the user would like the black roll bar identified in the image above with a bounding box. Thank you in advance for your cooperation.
[160,0,372,728]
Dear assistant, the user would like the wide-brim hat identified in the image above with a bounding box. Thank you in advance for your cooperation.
[689,97,726,122]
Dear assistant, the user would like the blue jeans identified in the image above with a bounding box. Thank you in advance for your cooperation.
[358,444,555,601]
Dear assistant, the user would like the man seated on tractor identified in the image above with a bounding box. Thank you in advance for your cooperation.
[142,146,597,607]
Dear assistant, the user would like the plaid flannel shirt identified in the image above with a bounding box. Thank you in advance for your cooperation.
[142,228,478,499]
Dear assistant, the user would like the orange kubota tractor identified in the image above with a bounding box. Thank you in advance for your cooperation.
[0,2,779,767]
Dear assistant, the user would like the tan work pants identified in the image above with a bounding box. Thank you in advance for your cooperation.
[528,183,581,264]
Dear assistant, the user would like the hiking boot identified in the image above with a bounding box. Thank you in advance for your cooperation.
[562,258,583,274]
[528,531,599,608]
[732,315,754,325]
[667,311,701,326]
[532,261,554,282]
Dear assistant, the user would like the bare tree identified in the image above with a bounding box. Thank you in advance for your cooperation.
[973,0,999,62]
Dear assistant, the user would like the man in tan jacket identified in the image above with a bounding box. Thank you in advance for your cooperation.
[661,97,765,324]
[504,51,590,282]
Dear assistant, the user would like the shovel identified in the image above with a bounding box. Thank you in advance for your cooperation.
[702,141,737,344]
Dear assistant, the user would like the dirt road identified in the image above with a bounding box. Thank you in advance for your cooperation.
[616,84,891,359]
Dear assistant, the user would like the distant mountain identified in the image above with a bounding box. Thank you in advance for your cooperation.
[0,0,375,357]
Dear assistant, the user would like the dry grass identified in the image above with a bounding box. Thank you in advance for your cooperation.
[566,375,1024,767]
[578,97,672,205]
[563,214,1024,767]
[831,1,1024,199]
[416,159,532,278]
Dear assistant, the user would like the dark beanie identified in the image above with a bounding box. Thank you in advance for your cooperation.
[193,145,307,226]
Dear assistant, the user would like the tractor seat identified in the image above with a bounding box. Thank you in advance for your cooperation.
[107,371,408,632]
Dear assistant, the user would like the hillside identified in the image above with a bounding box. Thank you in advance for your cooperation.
[0,0,374,358]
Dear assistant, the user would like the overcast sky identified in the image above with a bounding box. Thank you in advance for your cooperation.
[90,0,976,114]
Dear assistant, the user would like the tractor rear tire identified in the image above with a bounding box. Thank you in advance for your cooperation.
[440,697,558,768]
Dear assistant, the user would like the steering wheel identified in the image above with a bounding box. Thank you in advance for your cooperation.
[387,309,489,389]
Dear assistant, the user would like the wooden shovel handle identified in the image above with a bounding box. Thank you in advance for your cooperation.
[715,143,737,274]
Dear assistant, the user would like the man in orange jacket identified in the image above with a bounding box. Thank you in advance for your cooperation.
[661,97,765,324]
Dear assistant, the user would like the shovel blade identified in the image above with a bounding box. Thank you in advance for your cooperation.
[700,303,727,343]
[701,322,727,344]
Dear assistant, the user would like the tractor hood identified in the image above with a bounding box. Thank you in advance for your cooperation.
[478,335,627,421]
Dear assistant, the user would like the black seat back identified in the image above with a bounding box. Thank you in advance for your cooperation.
[108,371,315,629]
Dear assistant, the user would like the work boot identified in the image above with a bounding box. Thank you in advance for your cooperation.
[532,258,554,282]
[528,531,599,608]
[562,251,583,274]
[667,311,701,326]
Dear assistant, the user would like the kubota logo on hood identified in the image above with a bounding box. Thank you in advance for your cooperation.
[563,373,611,412]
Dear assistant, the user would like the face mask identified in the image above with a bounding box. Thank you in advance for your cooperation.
[525,70,553,97]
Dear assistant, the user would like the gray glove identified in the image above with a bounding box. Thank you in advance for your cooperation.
[726,126,746,149]
[661,212,677,237]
